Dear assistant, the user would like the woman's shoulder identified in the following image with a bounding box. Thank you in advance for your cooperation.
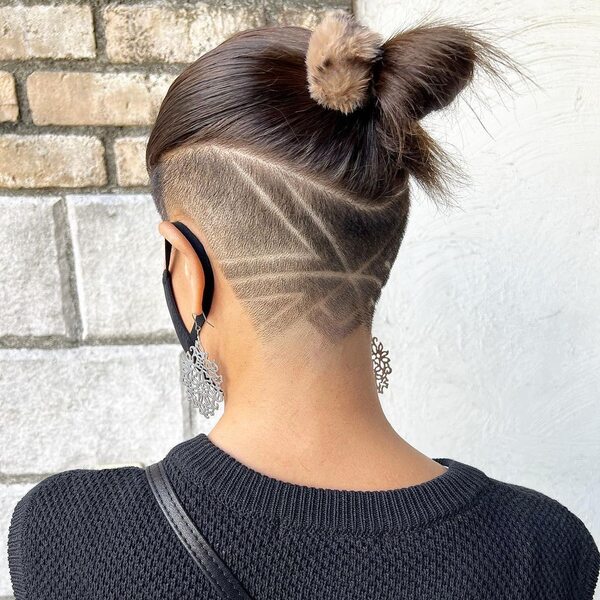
[7,465,151,599]
[8,464,149,535]
[486,473,596,538]
[478,471,599,598]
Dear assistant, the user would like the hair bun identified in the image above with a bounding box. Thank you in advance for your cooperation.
[306,9,383,115]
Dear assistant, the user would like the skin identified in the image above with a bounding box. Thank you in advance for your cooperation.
[159,215,447,491]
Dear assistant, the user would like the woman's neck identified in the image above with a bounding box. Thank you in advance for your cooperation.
[207,324,446,491]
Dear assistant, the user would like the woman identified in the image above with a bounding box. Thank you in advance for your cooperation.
[8,9,599,600]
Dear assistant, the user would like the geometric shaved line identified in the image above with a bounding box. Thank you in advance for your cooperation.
[208,142,403,212]
[229,156,319,259]
[218,252,315,265]
[224,148,390,336]
[159,142,410,342]
[259,290,305,330]
[284,174,365,307]
[302,237,391,325]
[232,269,383,286]
[242,289,305,303]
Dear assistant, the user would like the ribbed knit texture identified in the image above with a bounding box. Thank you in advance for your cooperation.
[7,433,600,599]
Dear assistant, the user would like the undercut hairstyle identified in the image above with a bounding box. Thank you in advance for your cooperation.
[147,9,514,344]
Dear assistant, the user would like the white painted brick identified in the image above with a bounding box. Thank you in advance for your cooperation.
[0,197,71,339]
[0,345,184,475]
[0,483,36,597]
[66,194,174,340]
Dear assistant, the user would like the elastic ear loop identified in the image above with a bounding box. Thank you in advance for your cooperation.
[163,223,224,404]
[164,221,215,342]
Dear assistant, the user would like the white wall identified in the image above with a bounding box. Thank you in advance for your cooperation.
[357,0,600,562]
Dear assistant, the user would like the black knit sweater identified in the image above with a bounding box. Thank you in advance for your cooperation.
[7,433,600,599]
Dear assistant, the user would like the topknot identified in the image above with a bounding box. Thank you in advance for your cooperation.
[306,9,383,115]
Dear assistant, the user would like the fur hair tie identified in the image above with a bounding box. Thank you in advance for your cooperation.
[306,9,383,115]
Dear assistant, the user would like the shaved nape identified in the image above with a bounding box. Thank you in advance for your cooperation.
[156,144,409,344]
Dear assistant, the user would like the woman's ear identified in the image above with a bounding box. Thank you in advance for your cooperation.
[158,220,206,333]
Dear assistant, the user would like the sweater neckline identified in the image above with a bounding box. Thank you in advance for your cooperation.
[165,433,494,532]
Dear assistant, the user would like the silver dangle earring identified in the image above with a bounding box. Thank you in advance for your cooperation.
[371,336,392,393]
[180,312,224,418]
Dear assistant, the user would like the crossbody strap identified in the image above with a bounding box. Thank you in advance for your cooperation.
[145,461,253,600]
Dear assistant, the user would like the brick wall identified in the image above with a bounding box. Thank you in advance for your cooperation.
[0,2,348,597]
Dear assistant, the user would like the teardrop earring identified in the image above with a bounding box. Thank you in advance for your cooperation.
[371,336,392,393]
[180,312,224,418]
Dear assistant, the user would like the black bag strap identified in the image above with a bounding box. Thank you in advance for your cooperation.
[145,461,253,600]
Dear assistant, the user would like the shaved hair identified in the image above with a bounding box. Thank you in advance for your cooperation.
[153,143,408,343]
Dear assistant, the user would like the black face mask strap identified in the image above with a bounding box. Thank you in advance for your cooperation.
[162,221,215,352]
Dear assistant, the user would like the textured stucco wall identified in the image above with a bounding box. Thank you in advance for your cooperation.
[355,0,600,578]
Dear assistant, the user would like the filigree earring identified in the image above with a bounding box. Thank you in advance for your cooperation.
[371,336,392,393]
[180,312,224,418]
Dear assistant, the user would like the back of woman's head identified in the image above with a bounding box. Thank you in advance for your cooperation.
[147,9,511,344]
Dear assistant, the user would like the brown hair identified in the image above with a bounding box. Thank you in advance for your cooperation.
[147,9,514,344]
